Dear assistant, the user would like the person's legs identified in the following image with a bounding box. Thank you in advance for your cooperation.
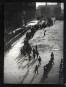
[34,54,35,59]
[38,60,40,65]
[34,69,36,74]
[40,61,41,65]
[33,54,35,59]
[39,60,40,65]
[53,59,54,64]
[37,52,38,57]
[37,70,38,74]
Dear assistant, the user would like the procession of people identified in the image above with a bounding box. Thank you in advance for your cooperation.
[20,18,55,77]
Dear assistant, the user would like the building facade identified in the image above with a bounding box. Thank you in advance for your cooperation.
[36,3,61,18]
[4,2,36,33]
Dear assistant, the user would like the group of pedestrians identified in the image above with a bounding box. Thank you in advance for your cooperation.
[43,52,54,76]
[33,45,39,59]
[28,45,39,61]
[28,44,55,76]
[34,29,47,75]
[28,45,42,75]
[34,45,42,75]
[21,25,55,76]
[43,30,46,37]
[34,55,42,75]
[59,59,63,80]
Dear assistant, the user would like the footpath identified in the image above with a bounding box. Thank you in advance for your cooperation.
[4,21,63,84]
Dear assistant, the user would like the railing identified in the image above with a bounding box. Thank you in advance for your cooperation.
[4,27,29,52]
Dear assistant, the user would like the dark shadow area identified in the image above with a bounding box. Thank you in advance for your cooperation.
[39,71,47,84]
[40,62,54,84]
[30,73,39,84]
[18,59,29,69]
[21,62,29,70]
[17,57,28,65]
[28,58,38,67]
[21,69,29,84]
[16,57,24,65]
[18,58,38,70]
[58,59,63,84]
[15,54,28,65]
[4,2,36,52]
[15,53,23,61]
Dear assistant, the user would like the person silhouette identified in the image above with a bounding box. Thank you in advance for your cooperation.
[34,65,39,74]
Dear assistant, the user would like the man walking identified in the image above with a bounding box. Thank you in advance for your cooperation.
[38,56,41,65]
[43,65,47,76]
[51,52,54,58]
[28,54,31,62]
[44,30,46,37]
[36,50,39,57]
[20,48,22,55]
[43,30,46,37]
[51,52,54,64]
[33,48,35,59]
[35,45,39,57]
[34,65,39,75]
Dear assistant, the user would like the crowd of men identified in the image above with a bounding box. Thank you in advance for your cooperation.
[28,45,42,75]
[20,17,55,76]
[20,17,54,56]
[33,51,54,75]
[43,52,54,76]
[59,59,64,81]
[23,43,55,76]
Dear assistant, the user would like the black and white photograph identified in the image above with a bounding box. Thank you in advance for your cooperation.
[4,2,64,84]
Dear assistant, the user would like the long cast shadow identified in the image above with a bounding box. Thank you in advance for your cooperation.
[20,58,38,70]
[21,62,29,70]
[30,73,39,84]
[18,59,28,69]
[17,58,28,65]
[39,71,47,84]
[15,52,28,64]
[21,69,29,84]
[17,55,28,66]
[40,64,53,84]
[15,52,23,61]
[15,54,24,65]
[28,58,38,67]
[17,58,23,65]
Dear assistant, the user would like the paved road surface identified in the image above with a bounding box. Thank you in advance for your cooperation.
[4,21,63,84]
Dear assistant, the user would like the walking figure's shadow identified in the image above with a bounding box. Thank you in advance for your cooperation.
[15,53,24,64]
[21,69,29,84]
[40,64,53,84]
[30,73,39,84]
[28,58,38,67]
[21,58,38,70]
[40,71,47,84]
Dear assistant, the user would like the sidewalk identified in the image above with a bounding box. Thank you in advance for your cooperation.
[4,21,63,84]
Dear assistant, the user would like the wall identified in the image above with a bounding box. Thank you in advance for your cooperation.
[36,4,61,18]
[4,2,36,33]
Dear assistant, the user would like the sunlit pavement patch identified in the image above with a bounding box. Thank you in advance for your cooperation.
[11,40,18,47]
[52,49,59,51]
[4,21,63,84]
